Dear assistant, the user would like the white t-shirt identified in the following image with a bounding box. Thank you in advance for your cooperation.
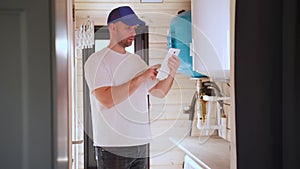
[84,48,158,147]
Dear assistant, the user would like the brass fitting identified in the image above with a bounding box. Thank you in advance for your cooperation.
[196,79,207,124]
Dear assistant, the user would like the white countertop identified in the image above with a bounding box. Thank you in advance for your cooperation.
[170,136,230,169]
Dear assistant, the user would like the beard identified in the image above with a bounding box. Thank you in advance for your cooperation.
[118,38,133,48]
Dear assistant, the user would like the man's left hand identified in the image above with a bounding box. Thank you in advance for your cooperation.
[168,54,180,77]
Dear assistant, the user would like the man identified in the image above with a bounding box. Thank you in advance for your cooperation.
[84,6,180,169]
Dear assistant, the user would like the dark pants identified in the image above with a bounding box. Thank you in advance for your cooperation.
[95,144,149,169]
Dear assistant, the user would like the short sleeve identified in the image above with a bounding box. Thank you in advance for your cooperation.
[85,58,113,92]
[93,62,113,90]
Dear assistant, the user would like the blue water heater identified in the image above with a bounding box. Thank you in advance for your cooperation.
[167,10,204,78]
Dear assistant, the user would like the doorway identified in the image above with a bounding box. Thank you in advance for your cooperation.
[71,1,236,169]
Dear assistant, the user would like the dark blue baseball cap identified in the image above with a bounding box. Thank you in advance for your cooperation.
[107,6,146,26]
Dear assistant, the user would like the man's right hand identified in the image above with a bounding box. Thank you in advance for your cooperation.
[141,64,161,80]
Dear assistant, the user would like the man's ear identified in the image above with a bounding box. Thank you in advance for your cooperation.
[109,23,115,31]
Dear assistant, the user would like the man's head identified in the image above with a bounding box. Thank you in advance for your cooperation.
[107,6,145,48]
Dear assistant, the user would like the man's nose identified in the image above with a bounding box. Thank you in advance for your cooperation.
[130,27,136,36]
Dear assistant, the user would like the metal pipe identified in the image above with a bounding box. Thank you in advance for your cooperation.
[196,78,207,124]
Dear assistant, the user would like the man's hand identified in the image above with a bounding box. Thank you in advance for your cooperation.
[140,64,161,81]
[168,55,180,77]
